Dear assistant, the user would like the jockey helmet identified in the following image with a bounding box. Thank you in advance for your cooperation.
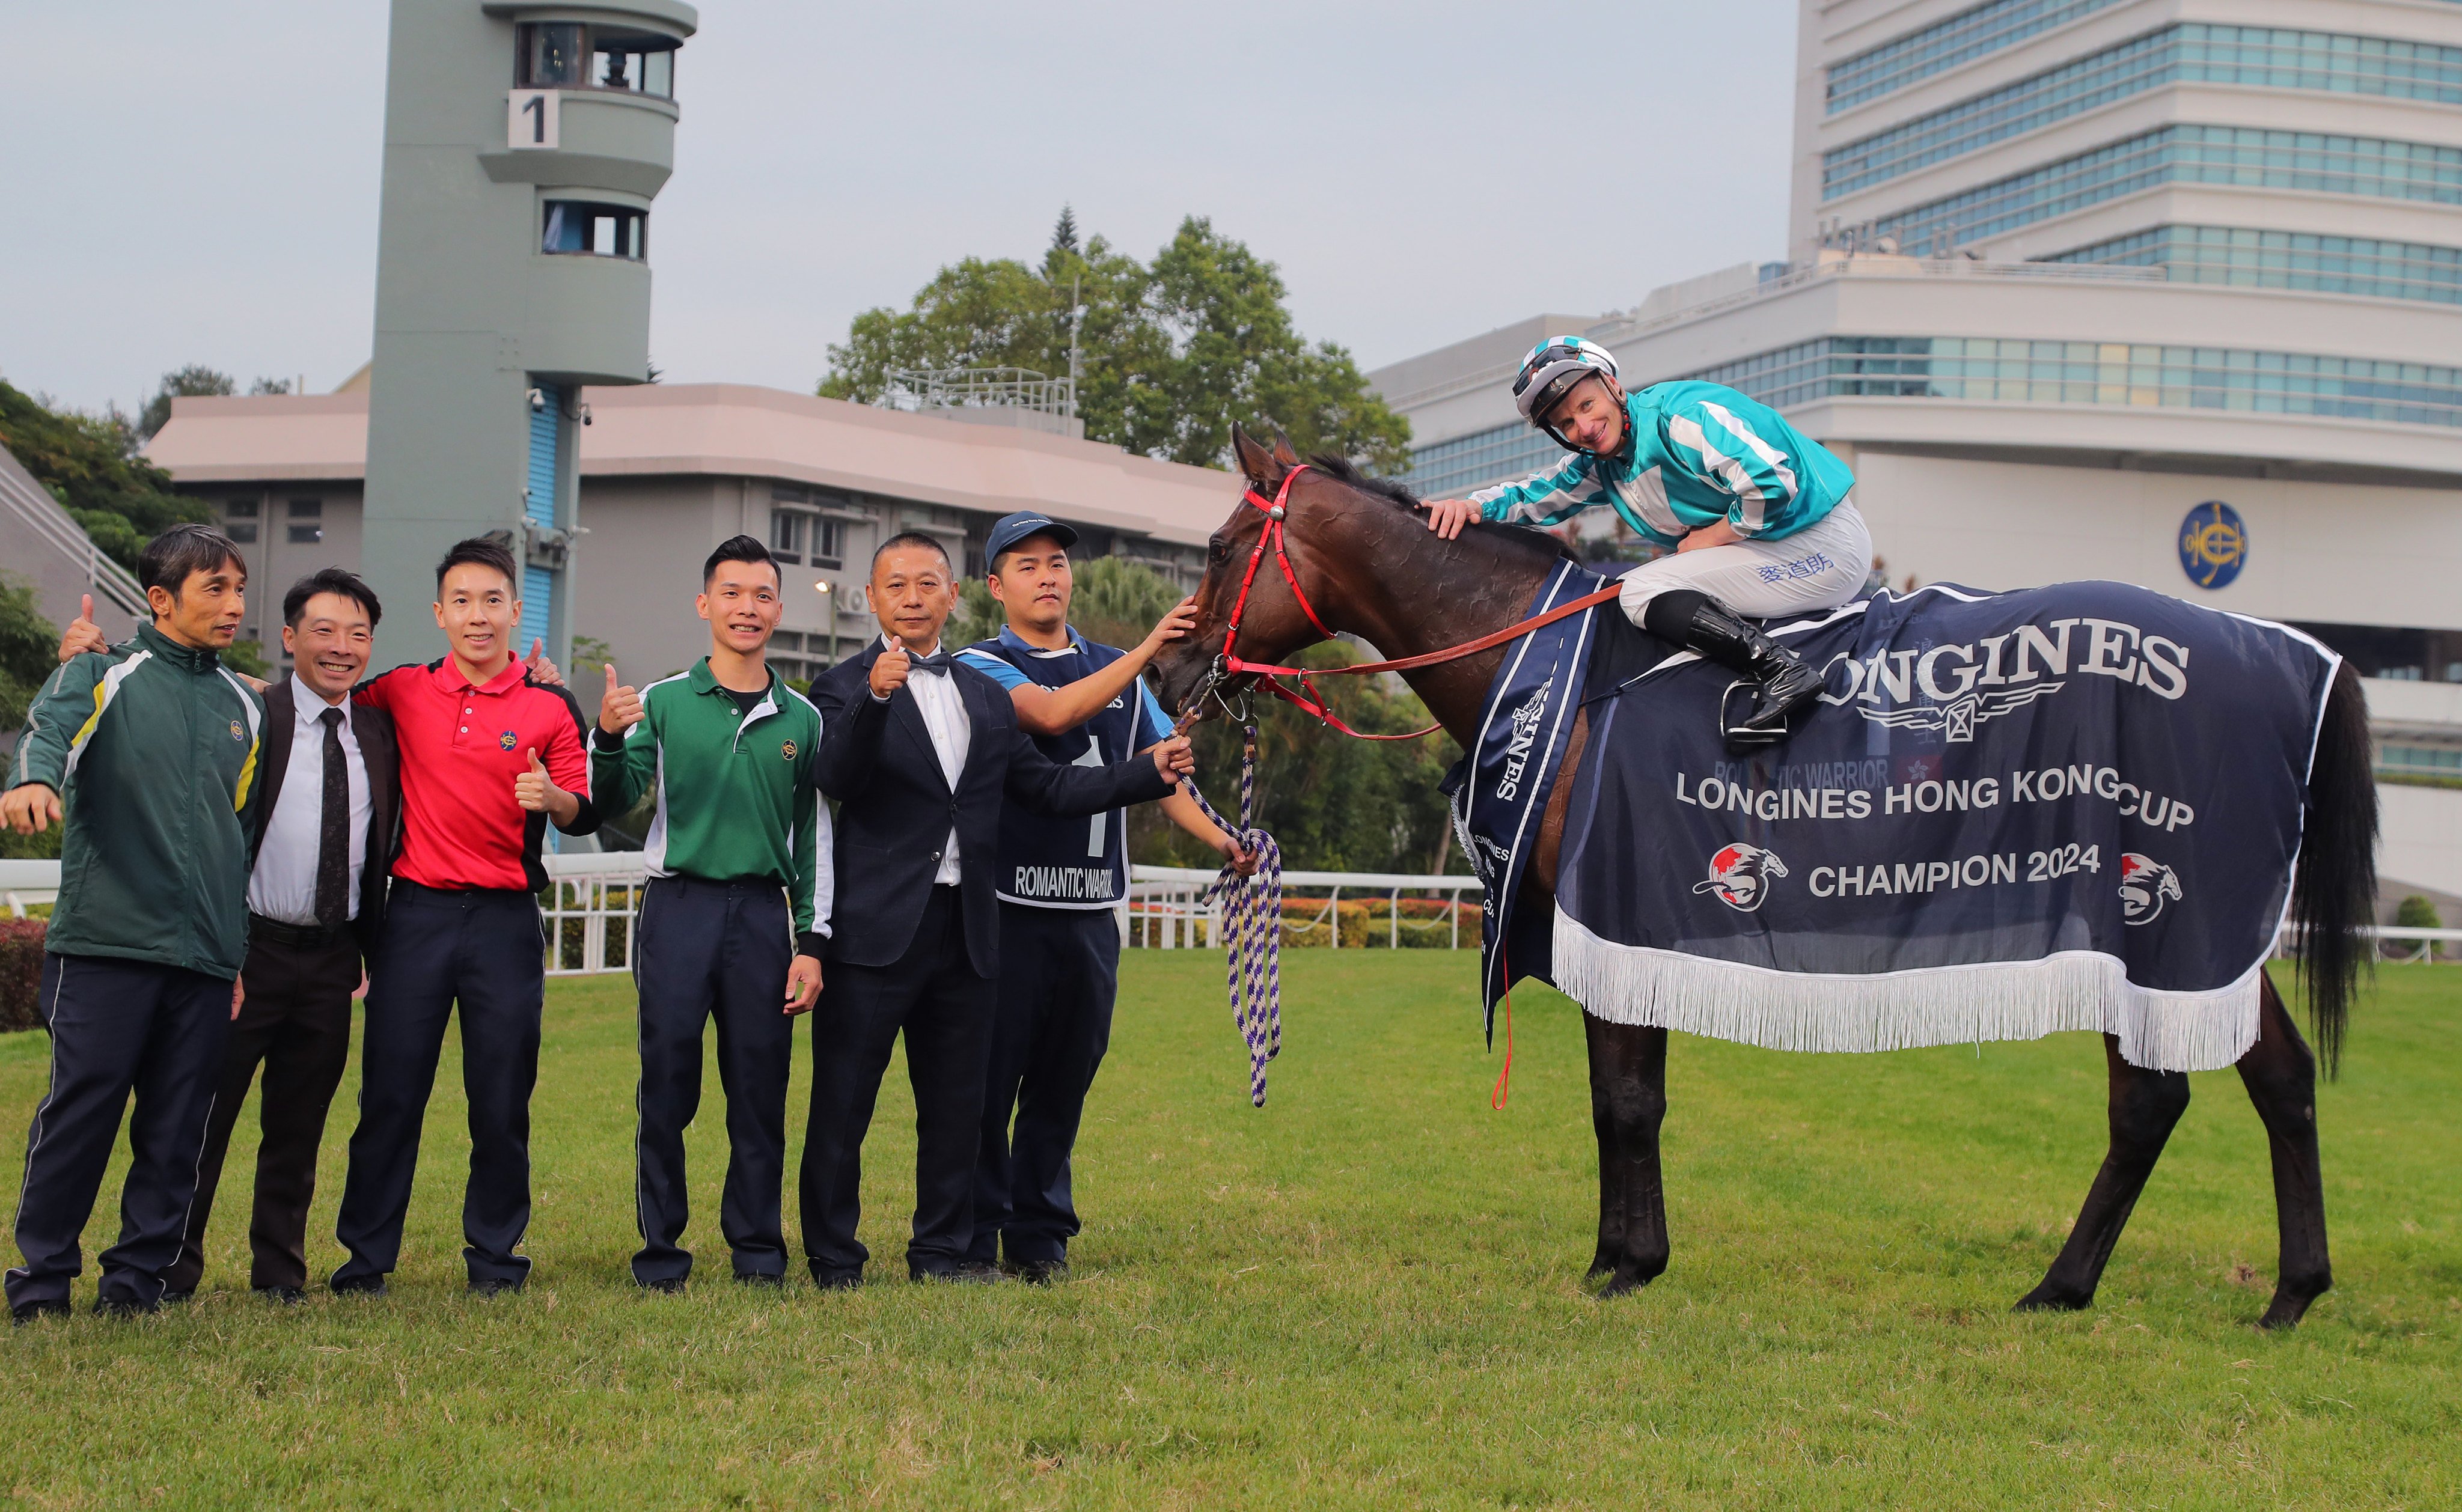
[1511,338,1620,450]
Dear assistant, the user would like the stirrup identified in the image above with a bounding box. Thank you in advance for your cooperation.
[1717,682,1791,752]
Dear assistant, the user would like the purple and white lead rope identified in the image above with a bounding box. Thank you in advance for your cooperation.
[1180,724,1283,1106]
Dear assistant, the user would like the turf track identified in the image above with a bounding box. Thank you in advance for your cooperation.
[0,954,2454,1508]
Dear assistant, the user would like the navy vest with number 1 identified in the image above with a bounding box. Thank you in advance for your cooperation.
[962,630,1144,909]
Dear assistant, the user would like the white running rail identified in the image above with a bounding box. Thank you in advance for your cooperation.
[2,856,2454,974]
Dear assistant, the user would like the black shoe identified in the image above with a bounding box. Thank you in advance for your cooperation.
[810,1267,862,1292]
[735,1272,784,1289]
[160,1288,195,1305]
[637,1275,687,1294]
[329,1273,388,1298]
[1667,596,1825,749]
[93,1296,160,1319]
[10,1297,70,1326]
[1006,1258,1069,1286]
[253,1285,307,1306]
[468,1276,525,1298]
[912,1260,1004,1285]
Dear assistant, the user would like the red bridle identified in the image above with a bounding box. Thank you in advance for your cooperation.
[1195,463,1619,742]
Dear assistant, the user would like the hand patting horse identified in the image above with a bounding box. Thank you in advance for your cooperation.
[1150,427,2376,1329]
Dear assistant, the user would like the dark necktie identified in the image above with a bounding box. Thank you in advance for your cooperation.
[313,707,350,929]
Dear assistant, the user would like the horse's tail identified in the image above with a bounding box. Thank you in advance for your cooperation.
[2289,660,2377,1077]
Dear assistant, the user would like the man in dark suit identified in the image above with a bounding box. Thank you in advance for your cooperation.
[168,569,399,1303]
[801,531,1193,1285]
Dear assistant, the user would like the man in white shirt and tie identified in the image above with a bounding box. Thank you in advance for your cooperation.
[163,569,399,1303]
[800,533,1194,1285]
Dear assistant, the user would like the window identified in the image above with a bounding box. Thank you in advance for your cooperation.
[2044,225,2462,306]
[222,498,260,544]
[770,508,805,564]
[1827,0,2123,113]
[594,32,676,98]
[287,498,322,545]
[542,201,646,260]
[1659,335,2462,431]
[519,23,588,88]
[1824,26,2462,200]
[518,23,676,99]
[1872,126,2462,254]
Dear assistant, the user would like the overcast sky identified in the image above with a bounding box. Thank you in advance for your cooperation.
[6,1,1799,416]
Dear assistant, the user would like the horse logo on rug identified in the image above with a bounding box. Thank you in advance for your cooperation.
[1694,844,1789,912]
[2118,852,2183,924]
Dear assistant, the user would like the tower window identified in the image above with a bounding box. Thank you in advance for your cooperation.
[518,23,676,99]
[543,201,647,260]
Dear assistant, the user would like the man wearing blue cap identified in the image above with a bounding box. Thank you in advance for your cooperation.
[956,511,1257,1282]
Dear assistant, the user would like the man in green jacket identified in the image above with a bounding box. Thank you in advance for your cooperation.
[591,535,828,1290]
[2,525,263,1321]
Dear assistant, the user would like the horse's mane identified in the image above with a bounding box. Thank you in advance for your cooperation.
[1303,453,1579,563]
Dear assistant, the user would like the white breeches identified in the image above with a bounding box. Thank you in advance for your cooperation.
[1617,497,1872,626]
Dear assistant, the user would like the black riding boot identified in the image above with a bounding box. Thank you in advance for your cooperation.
[1641,589,1825,750]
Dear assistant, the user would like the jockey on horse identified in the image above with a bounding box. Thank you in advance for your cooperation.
[1424,338,1872,747]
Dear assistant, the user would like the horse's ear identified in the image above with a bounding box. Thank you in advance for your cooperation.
[1230,425,1283,490]
[1269,429,1303,470]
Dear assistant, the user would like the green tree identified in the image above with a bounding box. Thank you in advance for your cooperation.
[137,364,236,442]
[0,380,209,572]
[820,214,1408,472]
[0,575,63,859]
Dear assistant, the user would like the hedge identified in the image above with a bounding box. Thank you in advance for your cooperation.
[0,917,44,1032]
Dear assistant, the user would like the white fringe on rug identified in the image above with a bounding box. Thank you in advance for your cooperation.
[1552,912,2262,1073]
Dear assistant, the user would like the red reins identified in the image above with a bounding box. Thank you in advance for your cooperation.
[1196,465,1621,741]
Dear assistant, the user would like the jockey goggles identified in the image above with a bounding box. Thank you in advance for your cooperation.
[1511,337,1621,453]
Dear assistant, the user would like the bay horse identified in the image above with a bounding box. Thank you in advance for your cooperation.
[1150,427,2377,1329]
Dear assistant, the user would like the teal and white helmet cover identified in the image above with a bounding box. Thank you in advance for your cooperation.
[1512,337,1620,446]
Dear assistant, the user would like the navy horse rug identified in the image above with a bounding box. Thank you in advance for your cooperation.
[1537,581,2341,1073]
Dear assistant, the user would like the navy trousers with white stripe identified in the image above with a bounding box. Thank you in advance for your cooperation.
[631,876,794,1285]
[7,954,232,1312]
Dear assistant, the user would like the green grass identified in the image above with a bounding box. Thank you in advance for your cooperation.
[0,956,2455,1509]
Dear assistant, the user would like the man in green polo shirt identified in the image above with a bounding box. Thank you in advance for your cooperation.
[591,534,829,1290]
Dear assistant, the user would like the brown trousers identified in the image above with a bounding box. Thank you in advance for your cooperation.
[163,925,359,1294]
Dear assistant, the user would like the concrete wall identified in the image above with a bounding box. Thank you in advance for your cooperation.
[1838,448,2462,629]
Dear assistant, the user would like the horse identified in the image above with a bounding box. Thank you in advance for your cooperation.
[1150,427,2377,1330]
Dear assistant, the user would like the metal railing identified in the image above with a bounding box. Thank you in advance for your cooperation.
[0,445,147,619]
[878,366,1078,419]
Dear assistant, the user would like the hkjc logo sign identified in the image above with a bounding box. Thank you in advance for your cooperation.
[2118,853,2182,924]
[1817,616,2192,742]
[2178,501,2247,591]
[1694,844,1788,912]
[498,730,519,752]
[781,739,798,760]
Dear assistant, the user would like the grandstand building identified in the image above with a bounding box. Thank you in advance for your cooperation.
[1369,0,2462,912]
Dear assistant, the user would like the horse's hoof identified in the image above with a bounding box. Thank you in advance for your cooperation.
[2256,1280,2327,1331]
[1592,1261,1664,1300]
[2012,1282,2093,1314]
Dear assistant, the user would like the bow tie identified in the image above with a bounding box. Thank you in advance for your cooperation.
[902,651,955,674]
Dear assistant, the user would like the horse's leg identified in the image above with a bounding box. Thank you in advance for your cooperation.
[2015,1035,2190,1312]
[1582,1013,1627,1281]
[1584,1015,1669,1297]
[2237,974,2332,1329]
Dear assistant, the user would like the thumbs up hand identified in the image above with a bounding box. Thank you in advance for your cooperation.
[515,748,562,813]
[599,661,644,736]
[56,592,108,663]
[869,642,912,700]
[524,637,566,688]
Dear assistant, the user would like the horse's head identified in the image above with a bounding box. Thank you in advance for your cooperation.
[1151,425,1381,721]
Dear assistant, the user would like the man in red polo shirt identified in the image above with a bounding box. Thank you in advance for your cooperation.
[329,537,598,1297]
